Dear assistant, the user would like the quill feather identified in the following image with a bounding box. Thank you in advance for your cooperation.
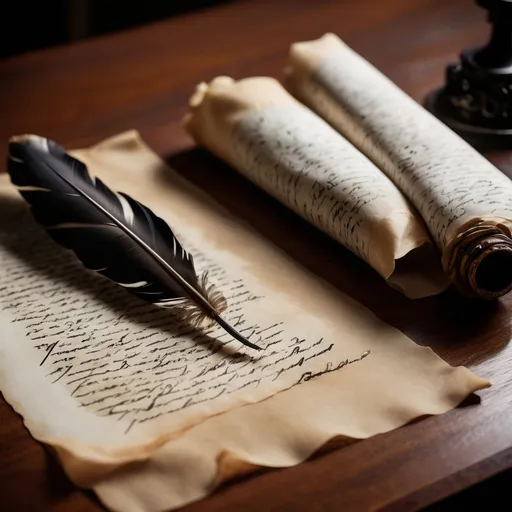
[7,135,260,350]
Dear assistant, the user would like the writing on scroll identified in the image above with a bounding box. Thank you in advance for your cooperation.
[0,212,369,434]
[310,55,512,246]
[231,106,412,263]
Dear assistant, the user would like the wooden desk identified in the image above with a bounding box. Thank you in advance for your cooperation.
[1,0,511,510]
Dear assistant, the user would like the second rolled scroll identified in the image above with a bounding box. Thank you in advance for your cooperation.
[285,34,512,299]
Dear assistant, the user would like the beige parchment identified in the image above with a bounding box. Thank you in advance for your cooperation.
[0,131,489,512]
[185,76,449,299]
[284,33,512,269]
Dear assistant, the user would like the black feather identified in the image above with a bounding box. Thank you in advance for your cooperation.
[7,135,260,350]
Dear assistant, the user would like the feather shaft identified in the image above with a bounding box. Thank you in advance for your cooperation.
[215,315,261,350]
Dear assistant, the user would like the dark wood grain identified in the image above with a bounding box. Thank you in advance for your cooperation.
[0,0,510,510]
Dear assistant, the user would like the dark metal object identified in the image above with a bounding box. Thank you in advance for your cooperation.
[426,0,512,150]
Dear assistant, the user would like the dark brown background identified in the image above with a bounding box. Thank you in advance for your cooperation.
[0,1,228,58]
[0,0,511,510]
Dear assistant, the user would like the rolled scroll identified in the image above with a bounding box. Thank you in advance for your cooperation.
[185,76,447,298]
[285,33,512,299]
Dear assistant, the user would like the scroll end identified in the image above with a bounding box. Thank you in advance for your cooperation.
[445,222,512,299]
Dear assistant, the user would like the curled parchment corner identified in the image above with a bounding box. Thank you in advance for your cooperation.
[212,451,262,489]
[211,433,359,489]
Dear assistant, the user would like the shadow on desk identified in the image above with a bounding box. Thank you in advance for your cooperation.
[425,468,511,510]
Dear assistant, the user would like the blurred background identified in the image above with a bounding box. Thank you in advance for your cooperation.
[1,0,230,59]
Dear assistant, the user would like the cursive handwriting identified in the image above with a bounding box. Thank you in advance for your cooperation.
[231,105,417,267]
[0,212,369,435]
[297,350,370,384]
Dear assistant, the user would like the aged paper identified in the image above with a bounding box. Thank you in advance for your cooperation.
[0,132,488,512]
[185,77,448,298]
[285,34,512,266]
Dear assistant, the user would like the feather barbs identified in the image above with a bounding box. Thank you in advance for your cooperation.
[159,271,228,328]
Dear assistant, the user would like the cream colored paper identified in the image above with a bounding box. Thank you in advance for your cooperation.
[285,33,512,269]
[185,77,448,299]
[0,132,488,512]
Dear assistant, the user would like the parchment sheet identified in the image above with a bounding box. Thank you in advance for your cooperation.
[0,131,489,511]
